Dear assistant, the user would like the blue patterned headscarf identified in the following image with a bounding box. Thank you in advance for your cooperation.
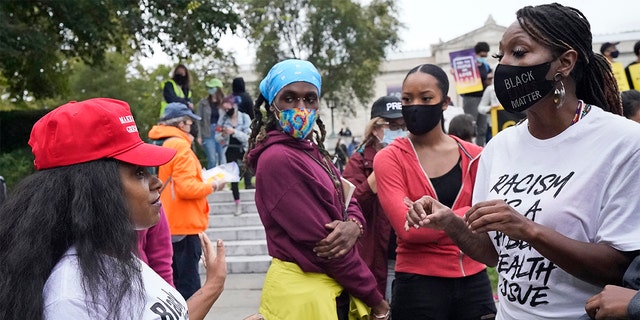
[259,59,322,104]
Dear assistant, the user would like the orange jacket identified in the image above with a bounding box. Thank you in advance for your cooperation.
[148,125,212,235]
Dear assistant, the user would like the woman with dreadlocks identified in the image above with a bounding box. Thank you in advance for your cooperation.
[245,59,389,319]
[404,3,640,319]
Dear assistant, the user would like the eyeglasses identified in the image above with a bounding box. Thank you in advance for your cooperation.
[278,94,319,109]
[375,121,405,131]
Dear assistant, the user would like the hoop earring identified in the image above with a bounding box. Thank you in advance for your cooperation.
[553,73,565,109]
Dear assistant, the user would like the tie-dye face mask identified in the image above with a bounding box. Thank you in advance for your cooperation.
[273,104,317,140]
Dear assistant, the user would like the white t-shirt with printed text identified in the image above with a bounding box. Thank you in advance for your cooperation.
[43,247,188,320]
[474,106,640,320]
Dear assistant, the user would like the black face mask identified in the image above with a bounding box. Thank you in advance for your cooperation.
[402,103,443,135]
[493,62,554,113]
[610,50,620,59]
[174,74,187,85]
[226,108,235,117]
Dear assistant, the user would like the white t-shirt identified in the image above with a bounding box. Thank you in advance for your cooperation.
[444,104,465,133]
[477,85,500,115]
[43,247,188,320]
[474,106,640,320]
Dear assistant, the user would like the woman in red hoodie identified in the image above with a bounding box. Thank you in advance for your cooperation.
[374,64,496,319]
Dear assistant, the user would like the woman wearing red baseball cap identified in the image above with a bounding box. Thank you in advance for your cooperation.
[0,98,226,320]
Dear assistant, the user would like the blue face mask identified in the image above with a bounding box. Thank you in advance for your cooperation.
[208,87,218,95]
[478,57,488,65]
[381,128,407,146]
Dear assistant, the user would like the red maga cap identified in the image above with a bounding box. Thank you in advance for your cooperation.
[29,98,176,170]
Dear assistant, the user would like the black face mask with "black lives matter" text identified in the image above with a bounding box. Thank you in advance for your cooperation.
[493,62,555,113]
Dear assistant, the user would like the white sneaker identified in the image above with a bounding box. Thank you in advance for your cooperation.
[234,203,242,216]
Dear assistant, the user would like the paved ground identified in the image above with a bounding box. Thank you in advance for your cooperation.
[204,273,265,320]
[201,272,499,319]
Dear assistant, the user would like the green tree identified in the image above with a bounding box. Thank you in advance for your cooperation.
[68,51,170,139]
[0,0,241,102]
[190,52,241,93]
[242,0,401,115]
[68,51,227,166]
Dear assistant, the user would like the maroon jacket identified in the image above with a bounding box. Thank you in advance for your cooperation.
[342,143,392,297]
[246,130,383,307]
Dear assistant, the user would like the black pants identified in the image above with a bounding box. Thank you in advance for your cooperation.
[225,144,249,201]
[172,235,202,300]
[336,290,349,320]
[391,270,496,320]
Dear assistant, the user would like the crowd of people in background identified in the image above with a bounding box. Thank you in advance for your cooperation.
[4,2,640,320]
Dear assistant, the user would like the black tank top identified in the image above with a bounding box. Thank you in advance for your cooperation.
[429,156,462,208]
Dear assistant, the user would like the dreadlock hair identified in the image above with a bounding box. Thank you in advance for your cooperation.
[245,93,331,171]
[0,159,143,320]
[516,3,622,114]
[246,94,276,157]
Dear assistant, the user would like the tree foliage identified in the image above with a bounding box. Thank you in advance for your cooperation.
[67,50,241,139]
[68,51,175,139]
[0,0,241,101]
[242,0,401,114]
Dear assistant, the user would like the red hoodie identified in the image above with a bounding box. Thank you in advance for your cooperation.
[246,130,383,307]
[373,135,486,278]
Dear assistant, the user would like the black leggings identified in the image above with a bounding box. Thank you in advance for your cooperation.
[336,290,349,320]
[225,145,246,201]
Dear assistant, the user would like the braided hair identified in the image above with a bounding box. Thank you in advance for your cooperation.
[516,3,622,114]
[245,94,331,169]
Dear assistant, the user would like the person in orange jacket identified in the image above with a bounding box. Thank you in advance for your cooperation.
[148,102,225,300]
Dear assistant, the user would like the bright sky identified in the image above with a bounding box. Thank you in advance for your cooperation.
[141,0,640,68]
[396,0,639,53]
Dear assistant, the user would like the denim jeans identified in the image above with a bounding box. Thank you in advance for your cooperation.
[391,270,496,320]
[202,135,226,169]
[171,235,202,300]
[386,259,396,302]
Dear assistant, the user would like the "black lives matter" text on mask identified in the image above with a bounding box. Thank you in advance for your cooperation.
[493,62,555,113]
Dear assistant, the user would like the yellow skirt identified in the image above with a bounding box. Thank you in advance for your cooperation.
[259,258,370,320]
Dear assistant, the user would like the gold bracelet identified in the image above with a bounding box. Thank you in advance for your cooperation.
[346,217,364,237]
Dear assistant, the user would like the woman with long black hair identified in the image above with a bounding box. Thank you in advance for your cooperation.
[0,98,226,320]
